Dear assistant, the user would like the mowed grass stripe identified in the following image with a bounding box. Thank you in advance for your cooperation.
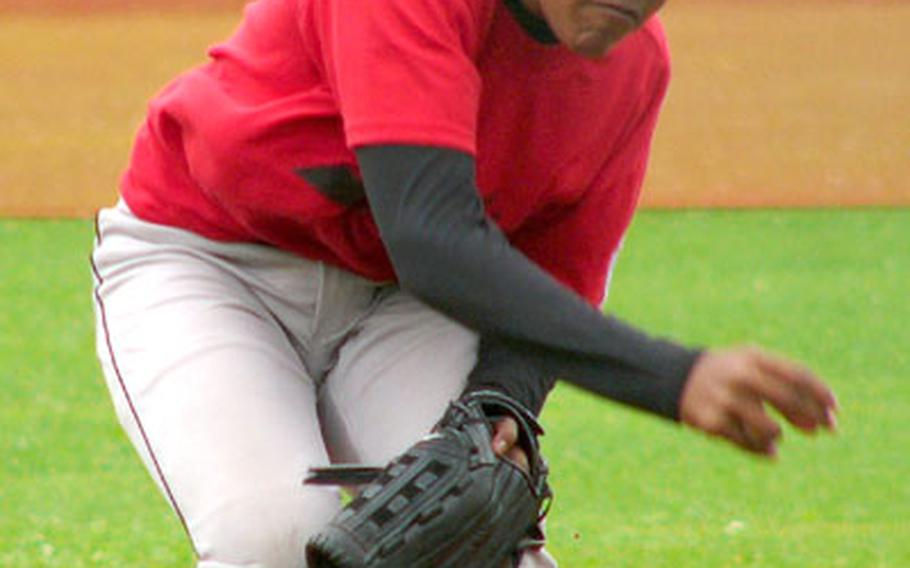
[1,210,908,567]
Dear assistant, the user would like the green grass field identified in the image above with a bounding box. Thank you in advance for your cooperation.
[1,210,907,567]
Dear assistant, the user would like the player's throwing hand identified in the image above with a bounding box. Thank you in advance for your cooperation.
[679,347,839,457]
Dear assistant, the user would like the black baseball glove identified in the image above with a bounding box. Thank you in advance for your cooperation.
[304,390,552,567]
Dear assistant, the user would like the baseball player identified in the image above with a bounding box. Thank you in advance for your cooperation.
[90,0,839,566]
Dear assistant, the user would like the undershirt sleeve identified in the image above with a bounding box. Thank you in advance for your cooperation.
[356,144,702,420]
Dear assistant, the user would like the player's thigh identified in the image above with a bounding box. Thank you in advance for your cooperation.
[319,290,478,465]
[92,214,339,567]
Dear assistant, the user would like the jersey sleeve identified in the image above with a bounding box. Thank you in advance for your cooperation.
[318,0,490,153]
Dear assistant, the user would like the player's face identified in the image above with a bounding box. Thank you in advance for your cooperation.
[528,0,667,58]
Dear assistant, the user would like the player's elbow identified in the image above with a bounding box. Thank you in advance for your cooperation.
[382,226,441,298]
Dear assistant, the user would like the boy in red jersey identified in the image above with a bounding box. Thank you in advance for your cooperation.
[91,0,838,565]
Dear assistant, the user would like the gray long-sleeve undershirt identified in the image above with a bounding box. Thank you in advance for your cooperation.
[356,145,701,419]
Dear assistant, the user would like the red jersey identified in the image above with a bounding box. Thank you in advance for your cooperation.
[121,0,670,305]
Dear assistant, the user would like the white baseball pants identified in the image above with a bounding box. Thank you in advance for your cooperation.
[91,201,556,568]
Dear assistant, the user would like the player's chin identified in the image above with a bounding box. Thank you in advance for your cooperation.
[565,20,635,58]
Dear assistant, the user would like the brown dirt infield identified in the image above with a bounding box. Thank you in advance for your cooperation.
[1,0,908,217]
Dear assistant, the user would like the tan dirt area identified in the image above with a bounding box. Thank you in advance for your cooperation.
[1,0,908,216]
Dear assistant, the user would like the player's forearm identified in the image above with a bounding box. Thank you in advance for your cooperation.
[466,335,700,420]
[465,336,557,417]
[357,144,700,419]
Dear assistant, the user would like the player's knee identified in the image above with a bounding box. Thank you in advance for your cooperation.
[193,484,340,568]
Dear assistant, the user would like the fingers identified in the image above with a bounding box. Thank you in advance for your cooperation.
[693,406,780,459]
[491,417,519,456]
[506,446,530,473]
[745,374,818,432]
[735,400,783,457]
[491,417,530,473]
[748,351,838,432]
